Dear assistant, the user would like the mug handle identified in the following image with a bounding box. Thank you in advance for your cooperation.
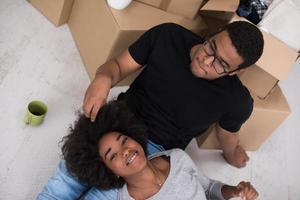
[24,114,31,125]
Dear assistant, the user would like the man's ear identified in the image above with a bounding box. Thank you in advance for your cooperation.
[228,68,246,76]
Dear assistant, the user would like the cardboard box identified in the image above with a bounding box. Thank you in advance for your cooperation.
[196,85,290,151]
[199,0,239,20]
[68,0,207,85]
[28,0,74,26]
[200,1,299,98]
[135,0,207,19]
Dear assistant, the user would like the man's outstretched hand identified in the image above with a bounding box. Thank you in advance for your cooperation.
[223,145,249,168]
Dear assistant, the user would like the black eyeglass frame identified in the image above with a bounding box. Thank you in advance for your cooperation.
[202,40,240,75]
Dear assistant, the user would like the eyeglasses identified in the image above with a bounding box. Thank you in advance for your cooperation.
[202,40,239,75]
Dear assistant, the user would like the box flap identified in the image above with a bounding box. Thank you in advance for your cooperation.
[201,0,239,12]
[68,0,120,72]
[166,0,205,19]
[135,0,165,8]
[252,86,290,113]
[199,0,238,21]
[29,0,73,26]
[238,65,278,99]
[136,0,206,19]
[111,1,206,33]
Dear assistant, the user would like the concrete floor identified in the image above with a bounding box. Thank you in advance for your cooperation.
[0,1,299,199]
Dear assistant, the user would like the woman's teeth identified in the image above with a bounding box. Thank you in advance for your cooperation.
[126,150,137,166]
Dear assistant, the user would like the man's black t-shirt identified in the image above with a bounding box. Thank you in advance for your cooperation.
[122,23,253,150]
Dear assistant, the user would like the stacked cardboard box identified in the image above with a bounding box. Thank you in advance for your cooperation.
[28,0,74,26]
[196,0,298,150]
[67,0,207,85]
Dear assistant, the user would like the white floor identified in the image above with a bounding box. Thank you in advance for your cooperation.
[0,1,299,200]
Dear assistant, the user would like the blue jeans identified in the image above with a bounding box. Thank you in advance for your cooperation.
[36,140,165,200]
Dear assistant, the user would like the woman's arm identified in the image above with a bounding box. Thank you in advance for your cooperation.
[198,171,258,200]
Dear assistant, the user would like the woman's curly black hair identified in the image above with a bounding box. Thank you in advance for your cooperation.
[61,100,148,190]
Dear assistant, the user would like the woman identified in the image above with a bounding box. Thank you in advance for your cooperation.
[62,100,258,200]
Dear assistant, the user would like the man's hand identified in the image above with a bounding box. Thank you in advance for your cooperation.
[223,145,249,168]
[83,50,142,122]
[215,125,249,168]
[83,75,111,122]
[222,182,258,200]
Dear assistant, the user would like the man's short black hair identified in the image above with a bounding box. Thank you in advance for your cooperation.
[61,100,148,190]
[223,21,264,69]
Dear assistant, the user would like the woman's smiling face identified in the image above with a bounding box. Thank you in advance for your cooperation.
[98,131,147,178]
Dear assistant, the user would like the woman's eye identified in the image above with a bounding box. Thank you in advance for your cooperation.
[122,137,128,145]
[110,153,117,161]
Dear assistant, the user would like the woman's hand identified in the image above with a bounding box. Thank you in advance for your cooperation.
[222,181,258,200]
[235,181,258,200]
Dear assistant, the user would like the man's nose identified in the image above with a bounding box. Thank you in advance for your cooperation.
[203,55,214,67]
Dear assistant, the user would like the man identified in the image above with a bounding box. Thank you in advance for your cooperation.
[37,21,263,199]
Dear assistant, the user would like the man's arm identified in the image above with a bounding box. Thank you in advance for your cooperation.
[83,49,141,121]
[216,124,249,168]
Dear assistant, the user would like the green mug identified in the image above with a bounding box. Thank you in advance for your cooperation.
[24,100,48,126]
